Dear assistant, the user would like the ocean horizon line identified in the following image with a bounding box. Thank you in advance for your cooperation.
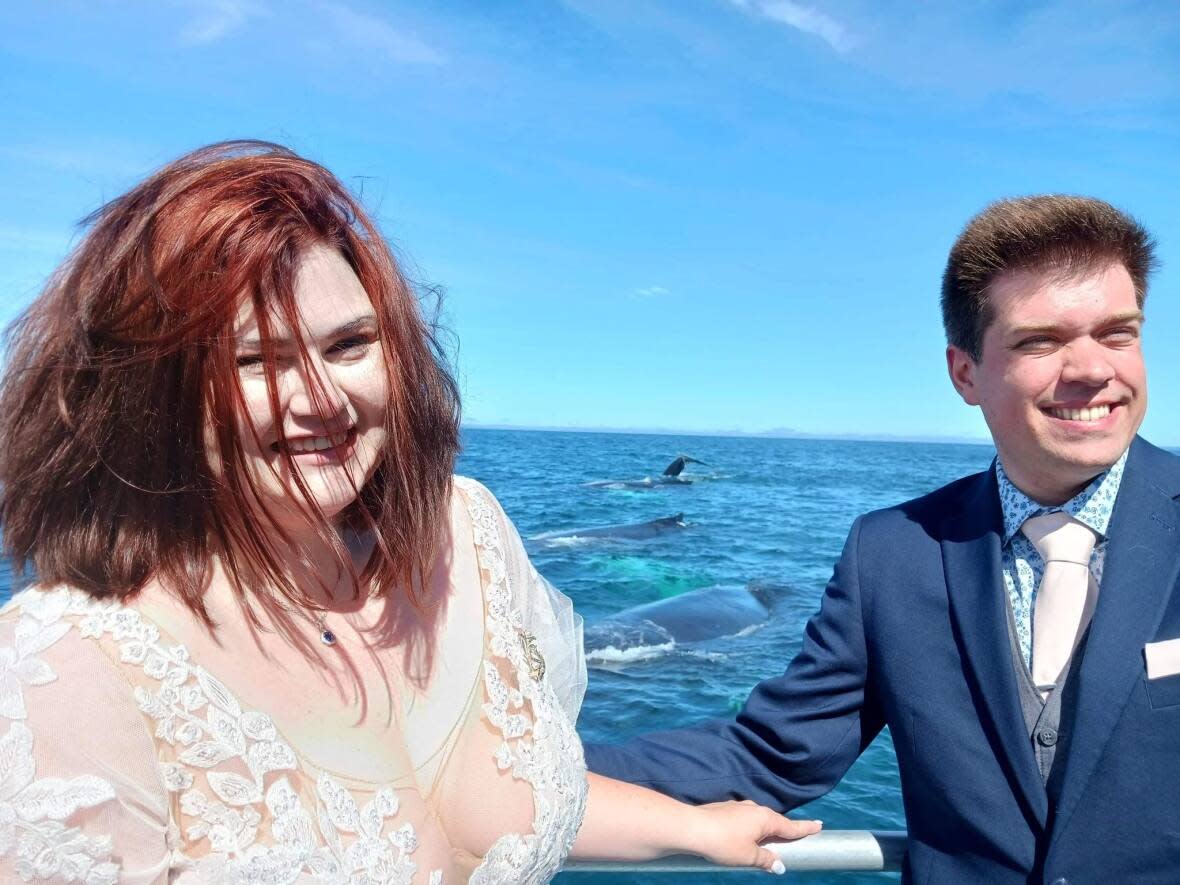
[463,422,997,447]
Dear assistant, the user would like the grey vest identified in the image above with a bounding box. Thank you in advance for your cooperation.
[1005,598,1089,790]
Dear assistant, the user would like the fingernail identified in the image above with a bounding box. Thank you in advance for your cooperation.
[771,859,786,875]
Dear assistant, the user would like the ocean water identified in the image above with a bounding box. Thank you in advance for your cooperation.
[0,429,999,883]
[458,429,997,884]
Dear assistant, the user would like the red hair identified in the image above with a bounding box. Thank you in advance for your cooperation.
[0,140,461,620]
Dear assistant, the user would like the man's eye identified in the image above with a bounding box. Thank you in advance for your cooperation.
[1102,328,1139,345]
[1016,336,1055,350]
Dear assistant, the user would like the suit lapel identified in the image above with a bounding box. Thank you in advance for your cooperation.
[1051,441,1180,836]
[941,468,1049,828]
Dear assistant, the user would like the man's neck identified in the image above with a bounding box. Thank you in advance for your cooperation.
[999,463,1103,508]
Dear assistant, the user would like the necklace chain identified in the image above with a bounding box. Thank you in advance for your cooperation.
[311,611,338,646]
[272,597,339,647]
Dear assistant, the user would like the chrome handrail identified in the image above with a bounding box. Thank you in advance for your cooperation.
[565,829,906,873]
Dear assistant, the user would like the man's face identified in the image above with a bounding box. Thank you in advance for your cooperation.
[948,262,1147,504]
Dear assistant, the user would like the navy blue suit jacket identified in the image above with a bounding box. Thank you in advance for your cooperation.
[586,436,1180,883]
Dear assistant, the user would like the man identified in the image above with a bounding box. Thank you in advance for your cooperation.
[586,196,1180,883]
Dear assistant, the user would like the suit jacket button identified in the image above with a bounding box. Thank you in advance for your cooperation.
[1036,728,1058,747]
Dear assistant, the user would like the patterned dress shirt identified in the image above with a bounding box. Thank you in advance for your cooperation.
[995,449,1127,669]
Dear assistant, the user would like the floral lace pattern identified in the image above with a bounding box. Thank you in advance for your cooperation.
[0,590,119,884]
[0,478,587,884]
[456,478,588,885]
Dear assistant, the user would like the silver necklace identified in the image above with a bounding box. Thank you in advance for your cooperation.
[273,599,339,647]
[311,611,338,647]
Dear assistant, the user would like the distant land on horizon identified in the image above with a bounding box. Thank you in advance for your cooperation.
[463,422,997,447]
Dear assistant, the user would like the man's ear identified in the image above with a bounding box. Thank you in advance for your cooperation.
[946,345,981,406]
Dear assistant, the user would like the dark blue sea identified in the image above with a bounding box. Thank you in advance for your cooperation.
[0,429,1001,883]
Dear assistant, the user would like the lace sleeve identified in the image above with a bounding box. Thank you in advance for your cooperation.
[0,591,172,884]
[468,481,588,726]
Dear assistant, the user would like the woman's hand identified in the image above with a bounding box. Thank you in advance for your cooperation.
[687,800,822,875]
[571,773,821,873]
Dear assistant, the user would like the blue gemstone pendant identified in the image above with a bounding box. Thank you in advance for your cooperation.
[320,629,337,646]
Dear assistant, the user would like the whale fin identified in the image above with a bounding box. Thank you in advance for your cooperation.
[662,454,708,477]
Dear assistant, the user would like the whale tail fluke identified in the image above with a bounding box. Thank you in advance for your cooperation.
[663,454,708,477]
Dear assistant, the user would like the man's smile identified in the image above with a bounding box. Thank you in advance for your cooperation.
[1040,401,1124,429]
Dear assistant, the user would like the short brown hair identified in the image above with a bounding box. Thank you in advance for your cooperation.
[941,195,1156,360]
[0,141,461,620]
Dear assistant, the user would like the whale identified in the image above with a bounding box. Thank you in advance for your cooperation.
[585,455,709,490]
[662,455,706,477]
[584,581,791,660]
[530,513,687,543]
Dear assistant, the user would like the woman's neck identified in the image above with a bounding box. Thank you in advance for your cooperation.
[268,523,377,610]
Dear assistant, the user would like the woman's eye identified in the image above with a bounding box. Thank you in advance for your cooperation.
[236,354,264,368]
[328,335,372,356]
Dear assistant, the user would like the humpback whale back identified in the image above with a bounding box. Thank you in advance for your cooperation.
[531,513,687,543]
[585,581,791,664]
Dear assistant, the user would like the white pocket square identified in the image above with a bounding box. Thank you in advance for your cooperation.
[1145,637,1180,680]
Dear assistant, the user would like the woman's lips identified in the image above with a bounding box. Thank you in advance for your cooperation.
[271,427,358,461]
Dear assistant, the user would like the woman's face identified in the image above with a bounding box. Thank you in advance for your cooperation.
[229,244,390,523]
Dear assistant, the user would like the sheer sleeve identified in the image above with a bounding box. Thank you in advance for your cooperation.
[430,479,587,881]
[481,485,587,726]
[0,591,172,884]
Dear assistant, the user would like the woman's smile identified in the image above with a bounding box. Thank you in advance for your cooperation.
[231,244,391,521]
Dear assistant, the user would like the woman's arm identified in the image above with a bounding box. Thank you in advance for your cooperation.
[571,772,822,874]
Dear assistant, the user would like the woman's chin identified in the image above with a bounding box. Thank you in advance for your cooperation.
[255,488,359,532]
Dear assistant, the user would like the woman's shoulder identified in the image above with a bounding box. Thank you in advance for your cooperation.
[0,584,153,708]
[2,583,114,649]
[452,474,497,511]
[450,474,519,552]
[451,474,519,536]
[0,586,171,880]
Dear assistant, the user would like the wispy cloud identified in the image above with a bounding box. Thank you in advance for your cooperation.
[633,285,670,297]
[320,2,446,66]
[180,0,263,45]
[849,2,1180,111]
[728,0,857,53]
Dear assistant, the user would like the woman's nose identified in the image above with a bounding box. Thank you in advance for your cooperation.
[285,357,349,420]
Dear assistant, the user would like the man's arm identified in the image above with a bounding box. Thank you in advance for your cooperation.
[584,516,885,811]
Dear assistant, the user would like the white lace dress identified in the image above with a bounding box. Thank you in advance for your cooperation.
[0,478,588,884]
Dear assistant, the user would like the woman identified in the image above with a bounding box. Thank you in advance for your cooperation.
[0,141,819,883]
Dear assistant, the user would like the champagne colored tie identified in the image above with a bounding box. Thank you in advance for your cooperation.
[1022,512,1099,696]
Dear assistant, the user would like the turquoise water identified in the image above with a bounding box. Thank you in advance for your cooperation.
[0,428,1000,882]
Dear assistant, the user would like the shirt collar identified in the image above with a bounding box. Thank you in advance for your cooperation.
[995,448,1128,545]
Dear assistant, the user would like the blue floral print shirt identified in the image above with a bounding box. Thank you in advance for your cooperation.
[995,449,1127,668]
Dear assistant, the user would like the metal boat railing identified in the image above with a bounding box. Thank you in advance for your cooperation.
[565,829,907,874]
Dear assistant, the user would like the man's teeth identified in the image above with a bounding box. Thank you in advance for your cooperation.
[286,430,349,453]
[1048,405,1111,422]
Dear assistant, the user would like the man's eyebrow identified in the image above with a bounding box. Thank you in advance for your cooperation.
[1100,309,1145,326]
[236,315,378,351]
[1007,310,1145,337]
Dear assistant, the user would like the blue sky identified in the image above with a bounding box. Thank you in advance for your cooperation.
[3,1,1180,443]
